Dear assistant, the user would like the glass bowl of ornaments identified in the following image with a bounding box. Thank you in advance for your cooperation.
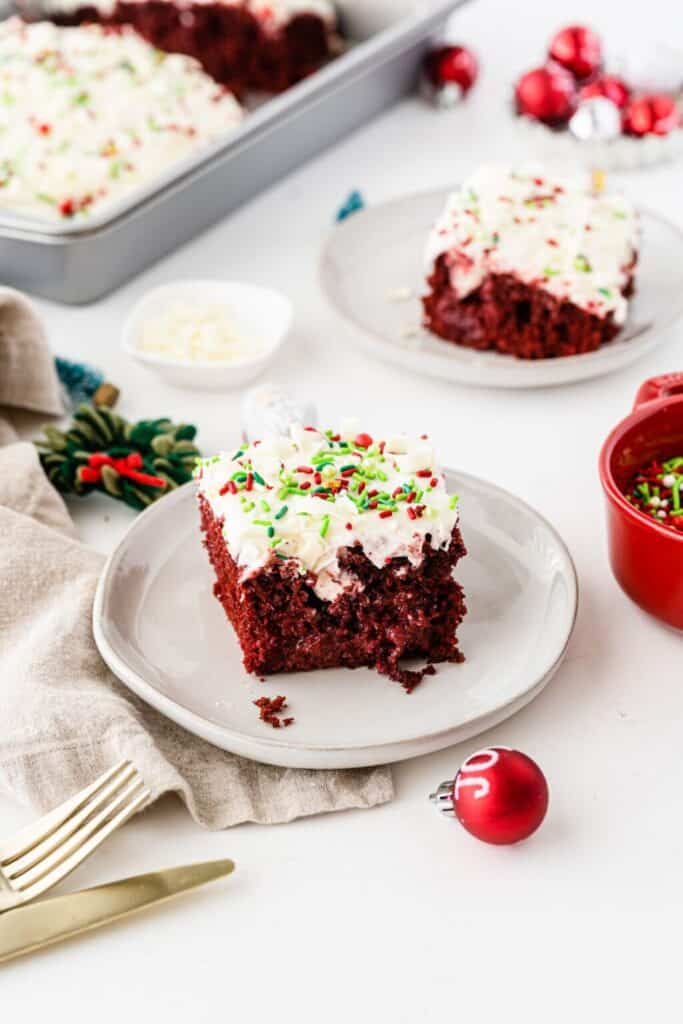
[513,25,683,171]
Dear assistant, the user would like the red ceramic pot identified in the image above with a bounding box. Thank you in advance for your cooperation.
[599,373,683,630]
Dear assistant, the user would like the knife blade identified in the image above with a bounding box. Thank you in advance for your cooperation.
[0,859,234,964]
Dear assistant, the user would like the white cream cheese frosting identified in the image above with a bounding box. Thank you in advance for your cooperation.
[196,422,460,602]
[0,18,244,221]
[424,164,639,325]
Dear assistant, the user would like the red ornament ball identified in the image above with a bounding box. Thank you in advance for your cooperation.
[580,75,630,110]
[515,64,576,125]
[452,747,549,845]
[423,44,478,95]
[549,24,602,81]
[623,94,681,137]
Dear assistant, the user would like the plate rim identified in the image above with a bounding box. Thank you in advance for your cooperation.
[320,188,683,390]
[93,473,579,768]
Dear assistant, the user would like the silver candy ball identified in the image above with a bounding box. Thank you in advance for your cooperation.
[569,96,622,143]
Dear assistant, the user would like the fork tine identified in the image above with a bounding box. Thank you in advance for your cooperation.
[4,763,140,878]
[0,760,132,865]
[11,780,151,901]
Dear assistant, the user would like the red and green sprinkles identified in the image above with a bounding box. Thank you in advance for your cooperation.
[625,457,683,531]
[201,428,459,559]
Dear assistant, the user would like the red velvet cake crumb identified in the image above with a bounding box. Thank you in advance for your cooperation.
[254,695,295,728]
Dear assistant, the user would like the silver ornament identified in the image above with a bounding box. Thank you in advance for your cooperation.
[569,97,622,143]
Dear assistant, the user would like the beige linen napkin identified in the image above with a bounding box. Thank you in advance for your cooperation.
[0,288,393,827]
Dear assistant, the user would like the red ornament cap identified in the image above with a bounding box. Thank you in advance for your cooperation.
[580,75,630,111]
[431,747,549,845]
[623,94,681,137]
[515,64,576,125]
[549,24,602,81]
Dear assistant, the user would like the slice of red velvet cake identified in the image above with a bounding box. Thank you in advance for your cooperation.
[423,165,639,359]
[196,423,467,691]
[31,0,339,94]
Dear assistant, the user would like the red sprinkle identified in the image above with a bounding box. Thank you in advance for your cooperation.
[357,481,366,494]
[314,472,322,485]
[379,509,393,518]
[219,480,237,495]
[407,507,417,520]
[430,477,438,488]
[297,465,313,474]
[354,433,373,449]
[245,473,254,492]
[405,490,416,502]
[416,469,432,478]
[299,481,311,490]
[345,522,353,530]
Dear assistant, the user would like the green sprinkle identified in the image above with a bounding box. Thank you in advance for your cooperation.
[276,552,289,560]
[260,500,271,512]
[267,526,275,538]
[674,481,681,512]
[543,266,560,277]
[598,287,612,299]
[296,511,312,517]
[340,464,356,472]
[377,470,388,481]
[313,486,329,494]
[275,505,288,520]
[243,501,255,513]
[231,450,244,461]
[270,537,282,547]
[278,487,290,500]
[252,471,265,486]
[252,519,272,527]
[320,515,330,538]
[574,254,592,273]
[231,471,247,482]
[449,494,459,510]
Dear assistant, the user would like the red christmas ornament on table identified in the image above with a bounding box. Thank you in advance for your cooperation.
[430,747,549,845]
[422,44,478,108]
[623,94,681,137]
[515,64,576,125]
[549,24,602,81]
[580,75,630,110]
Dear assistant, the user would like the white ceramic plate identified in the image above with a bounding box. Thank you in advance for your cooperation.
[93,472,578,769]
[321,189,683,389]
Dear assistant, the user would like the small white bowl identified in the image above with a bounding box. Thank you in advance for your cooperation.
[122,279,292,390]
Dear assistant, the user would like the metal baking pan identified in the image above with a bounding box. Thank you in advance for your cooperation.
[0,0,468,303]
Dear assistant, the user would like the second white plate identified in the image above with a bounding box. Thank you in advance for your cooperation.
[321,189,683,389]
[93,473,577,770]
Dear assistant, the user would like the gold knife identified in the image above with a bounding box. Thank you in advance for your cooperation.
[0,859,235,964]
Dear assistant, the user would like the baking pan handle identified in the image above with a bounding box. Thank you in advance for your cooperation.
[633,373,683,410]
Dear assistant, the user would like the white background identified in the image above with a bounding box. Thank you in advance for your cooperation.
[3,0,683,1017]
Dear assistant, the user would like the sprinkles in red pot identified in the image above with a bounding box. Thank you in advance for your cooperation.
[625,457,683,531]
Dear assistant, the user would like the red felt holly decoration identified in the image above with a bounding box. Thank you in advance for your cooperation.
[623,93,681,137]
[549,24,601,81]
[421,44,478,107]
[580,74,630,110]
[431,747,549,845]
[515,64,576,125]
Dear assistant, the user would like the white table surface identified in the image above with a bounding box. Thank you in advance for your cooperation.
[3,0,683,1016]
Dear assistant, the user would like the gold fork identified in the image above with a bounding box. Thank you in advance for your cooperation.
[0,760,150,913]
